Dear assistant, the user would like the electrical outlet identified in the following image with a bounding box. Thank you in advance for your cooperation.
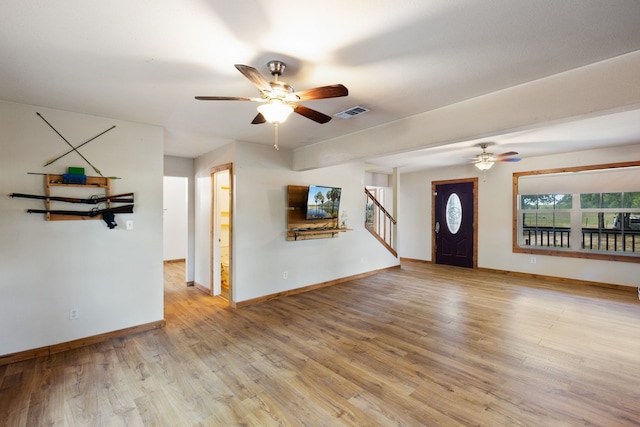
[69,308,79,320]
[531,256,537,264]
[283,271,288,279]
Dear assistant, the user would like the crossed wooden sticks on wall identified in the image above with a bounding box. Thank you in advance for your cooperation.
[37,112,115,177]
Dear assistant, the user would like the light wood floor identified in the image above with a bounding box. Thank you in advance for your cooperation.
[2,261,640,426]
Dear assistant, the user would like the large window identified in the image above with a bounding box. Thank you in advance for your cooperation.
[519,194,572,248]
[513,162,640,263]
[580,192,640,253]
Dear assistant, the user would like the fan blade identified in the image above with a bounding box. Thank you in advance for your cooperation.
[293,84,348,101]
[195,96,256,101]
[497,157,521,162]
[496,151,519,158]
[235,64,272,93]
[251,113,266,124]
[294,104,332,123]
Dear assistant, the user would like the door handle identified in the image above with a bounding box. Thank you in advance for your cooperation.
[435,222,440,234]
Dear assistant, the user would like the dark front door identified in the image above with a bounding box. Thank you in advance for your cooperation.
[434,181,475,268]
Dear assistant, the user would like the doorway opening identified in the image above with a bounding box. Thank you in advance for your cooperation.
[163,176,188,282]
[211,164,232,302]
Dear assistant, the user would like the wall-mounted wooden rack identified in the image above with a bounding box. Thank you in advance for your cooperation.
[44,174,110,221]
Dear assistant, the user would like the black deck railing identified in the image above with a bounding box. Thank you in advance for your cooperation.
[522,226,640,253]
[522,227,571,248]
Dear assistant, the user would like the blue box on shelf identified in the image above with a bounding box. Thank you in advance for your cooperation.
[62,173,87,185]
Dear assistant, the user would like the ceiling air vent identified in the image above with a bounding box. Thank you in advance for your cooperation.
[334,106,369,119]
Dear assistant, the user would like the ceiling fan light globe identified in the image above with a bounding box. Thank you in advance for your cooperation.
[257,101,294,124]
[475,161,494,171]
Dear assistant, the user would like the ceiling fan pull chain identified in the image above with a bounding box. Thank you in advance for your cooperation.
[274,123,280,150]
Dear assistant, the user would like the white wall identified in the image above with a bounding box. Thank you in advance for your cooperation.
[163,176,188,261]
[399,144,640,286]
[0,100,164,356]
[194,141,399,304]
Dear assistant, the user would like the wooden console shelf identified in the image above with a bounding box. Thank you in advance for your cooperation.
[289,227,350,241]
[44,174,111,221]
[286,185,350,241]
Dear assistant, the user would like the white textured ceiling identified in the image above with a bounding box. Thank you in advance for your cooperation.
[1,1,640,172]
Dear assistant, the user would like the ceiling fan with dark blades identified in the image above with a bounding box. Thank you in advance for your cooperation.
[472,143,521,170]
[195,61,348,125]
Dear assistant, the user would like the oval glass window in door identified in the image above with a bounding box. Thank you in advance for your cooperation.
[446,193,462,234]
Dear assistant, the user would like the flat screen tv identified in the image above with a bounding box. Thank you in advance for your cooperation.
[306,185,341,220]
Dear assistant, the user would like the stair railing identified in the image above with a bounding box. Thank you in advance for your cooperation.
[365,188,397,257]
